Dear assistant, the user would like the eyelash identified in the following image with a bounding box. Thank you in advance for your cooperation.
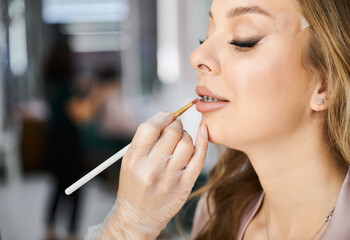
[199,38,260,52]
[228,39,260,52]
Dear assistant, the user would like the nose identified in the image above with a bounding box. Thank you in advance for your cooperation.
[190,41,220,75]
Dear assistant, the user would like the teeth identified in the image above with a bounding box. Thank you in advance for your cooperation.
[200,96,225,102]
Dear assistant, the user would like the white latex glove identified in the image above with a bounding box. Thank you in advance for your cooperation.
[86,111,208,240]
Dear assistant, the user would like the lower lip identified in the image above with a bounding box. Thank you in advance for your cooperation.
[195,100,229,113]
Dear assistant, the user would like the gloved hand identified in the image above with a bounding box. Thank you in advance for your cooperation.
[85,111,208,240]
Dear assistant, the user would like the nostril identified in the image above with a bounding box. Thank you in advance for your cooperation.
[198,64,211,72]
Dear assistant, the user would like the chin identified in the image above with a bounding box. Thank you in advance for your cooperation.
[202,119,247,150]
[202,119,228,146]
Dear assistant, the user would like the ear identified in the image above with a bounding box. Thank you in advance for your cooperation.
[310,79,329,111]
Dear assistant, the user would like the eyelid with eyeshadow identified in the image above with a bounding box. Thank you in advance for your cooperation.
[199,37,261,52]
[228,38,261,52]
[229,39,261,47]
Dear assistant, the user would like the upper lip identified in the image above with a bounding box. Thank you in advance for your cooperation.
[196,85,229,101]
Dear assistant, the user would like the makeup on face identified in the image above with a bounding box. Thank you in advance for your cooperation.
[200,6,309,52]
[189,0,313,150]
[193,7,309,116]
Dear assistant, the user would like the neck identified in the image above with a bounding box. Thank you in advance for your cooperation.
[245,122,348,239]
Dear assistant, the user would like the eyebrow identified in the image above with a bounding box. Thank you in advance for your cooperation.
[209,6,273,20]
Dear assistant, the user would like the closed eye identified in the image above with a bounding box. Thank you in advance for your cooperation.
[199,38,261,52]
[228,39,261,52]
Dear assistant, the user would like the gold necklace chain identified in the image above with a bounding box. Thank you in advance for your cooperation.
[264,207,335,240]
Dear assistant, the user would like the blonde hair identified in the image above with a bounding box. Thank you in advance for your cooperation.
[184,0,350,239]
[300,0,350,165]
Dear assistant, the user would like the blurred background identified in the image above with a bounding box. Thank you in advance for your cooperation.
[0,0,219,239]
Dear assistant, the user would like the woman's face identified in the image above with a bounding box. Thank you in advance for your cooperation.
[191,0,313,151]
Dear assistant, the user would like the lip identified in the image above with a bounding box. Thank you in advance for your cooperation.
[196,86,229,101]
[195,85,230,113]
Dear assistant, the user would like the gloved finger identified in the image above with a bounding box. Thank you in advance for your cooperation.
[148,119,183,165]
[131,111,174,149]
[180,124,208,185]
[166,130,194,173]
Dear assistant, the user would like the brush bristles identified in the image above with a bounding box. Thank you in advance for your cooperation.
[173,98,198,119]
[192,98,199,104]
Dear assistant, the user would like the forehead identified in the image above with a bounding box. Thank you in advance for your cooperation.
[210,0,299,19]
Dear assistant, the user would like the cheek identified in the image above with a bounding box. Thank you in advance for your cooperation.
[215,39,309,147]
[226,38,303,100]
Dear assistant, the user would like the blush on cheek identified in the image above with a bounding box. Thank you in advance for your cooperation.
[226,40,297,107]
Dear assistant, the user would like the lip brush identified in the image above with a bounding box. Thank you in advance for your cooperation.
[65,98,199,195]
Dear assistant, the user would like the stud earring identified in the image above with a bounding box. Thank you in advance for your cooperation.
[318,99,324,105]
